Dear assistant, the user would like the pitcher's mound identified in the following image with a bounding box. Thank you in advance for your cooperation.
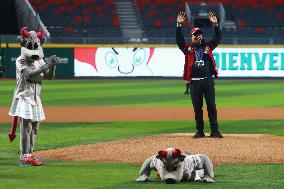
[35,134,284,165]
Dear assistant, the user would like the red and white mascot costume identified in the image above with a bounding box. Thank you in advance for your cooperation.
[136,148,215,184]
[9,27,59,166]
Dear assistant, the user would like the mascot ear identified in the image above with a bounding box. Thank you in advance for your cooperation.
[21,27,30,38]
[17,36,25,47]
[156,150,167,160]
[37,28,45,45]
[172,149,181,158]
[40,37,46,45]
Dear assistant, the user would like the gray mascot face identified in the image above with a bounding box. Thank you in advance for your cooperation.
[18,27,45,62]
[157,148,186,184]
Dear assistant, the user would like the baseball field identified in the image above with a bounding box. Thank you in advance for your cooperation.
[0,79,284,189]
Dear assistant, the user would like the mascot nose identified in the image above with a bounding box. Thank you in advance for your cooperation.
[31,55,39,60]
[165,178,177,184]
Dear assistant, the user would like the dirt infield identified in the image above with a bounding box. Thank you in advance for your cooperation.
[35,134,284,165]
[1,106,284,122]
[2,106,284,164]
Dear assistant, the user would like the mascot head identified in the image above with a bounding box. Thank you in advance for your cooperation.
[18,27,45,62]
[156,148,186,184]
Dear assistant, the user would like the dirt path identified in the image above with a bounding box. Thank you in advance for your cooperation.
[1,107,284,122]
[3,106,284,164]
[35,134,284,165]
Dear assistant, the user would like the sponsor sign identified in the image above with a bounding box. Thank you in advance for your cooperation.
[75,47,284,77]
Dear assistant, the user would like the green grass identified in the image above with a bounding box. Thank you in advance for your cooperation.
[1,79,284,107]
[0,161,283,189]
[1,120,284,152]
[0,120,284,189]
[1,79,284,188]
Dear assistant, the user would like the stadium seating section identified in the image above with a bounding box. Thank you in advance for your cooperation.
[29,0,122,42]
[28,0,284,44]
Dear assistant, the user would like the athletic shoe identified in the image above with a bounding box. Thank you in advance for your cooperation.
[193,131,205,138]
[19,155,44,166]
[210,131,224,138]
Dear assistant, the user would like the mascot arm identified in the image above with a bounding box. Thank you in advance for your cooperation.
[22,64,49,78]
[44,55,59,80]
[136,155,156,182]
[45,55,59,67]
[43,65,56,80]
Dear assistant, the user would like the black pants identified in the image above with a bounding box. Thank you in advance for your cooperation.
[190,78,219,132]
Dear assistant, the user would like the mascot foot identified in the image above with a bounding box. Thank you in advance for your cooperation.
[136,175,150,182]
[19,155,44,166]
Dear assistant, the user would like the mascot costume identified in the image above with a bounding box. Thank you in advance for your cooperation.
[8,27,59,166]
[136,148,215,184]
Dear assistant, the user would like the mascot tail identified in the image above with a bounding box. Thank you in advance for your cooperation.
[8,116,18,142]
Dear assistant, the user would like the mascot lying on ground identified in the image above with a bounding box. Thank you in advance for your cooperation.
[8,27,59,166]
[136,148,215,184]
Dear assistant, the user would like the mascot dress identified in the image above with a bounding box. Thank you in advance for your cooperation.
[8,27,59,166]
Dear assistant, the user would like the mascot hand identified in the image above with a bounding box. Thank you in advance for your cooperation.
[136,175,150,182]
[46,55,59,67]
[202,176,215,183]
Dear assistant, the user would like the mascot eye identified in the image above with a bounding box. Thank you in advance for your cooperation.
[26,42,32,50]
[105,52,118,68]
[34,42,39,50]
[133,48,146,66]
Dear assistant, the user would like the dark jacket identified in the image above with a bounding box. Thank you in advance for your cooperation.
[176,26,221,82]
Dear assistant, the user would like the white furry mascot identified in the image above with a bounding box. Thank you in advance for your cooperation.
[8,27,59,166]
[136,148,215,184]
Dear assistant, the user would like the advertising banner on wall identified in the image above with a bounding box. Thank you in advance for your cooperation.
[74,47,284,77]
[213,48,284,77]
[74,47,184,77]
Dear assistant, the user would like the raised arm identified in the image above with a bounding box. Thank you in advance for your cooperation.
[22,64,49,78]
[43,65,56,80]
[176,12,186,50]
[21,55,58,79]
[208,12,221,48]
[43,55,58,80]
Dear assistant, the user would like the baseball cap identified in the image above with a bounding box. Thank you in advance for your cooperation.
[190,27,202,35]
